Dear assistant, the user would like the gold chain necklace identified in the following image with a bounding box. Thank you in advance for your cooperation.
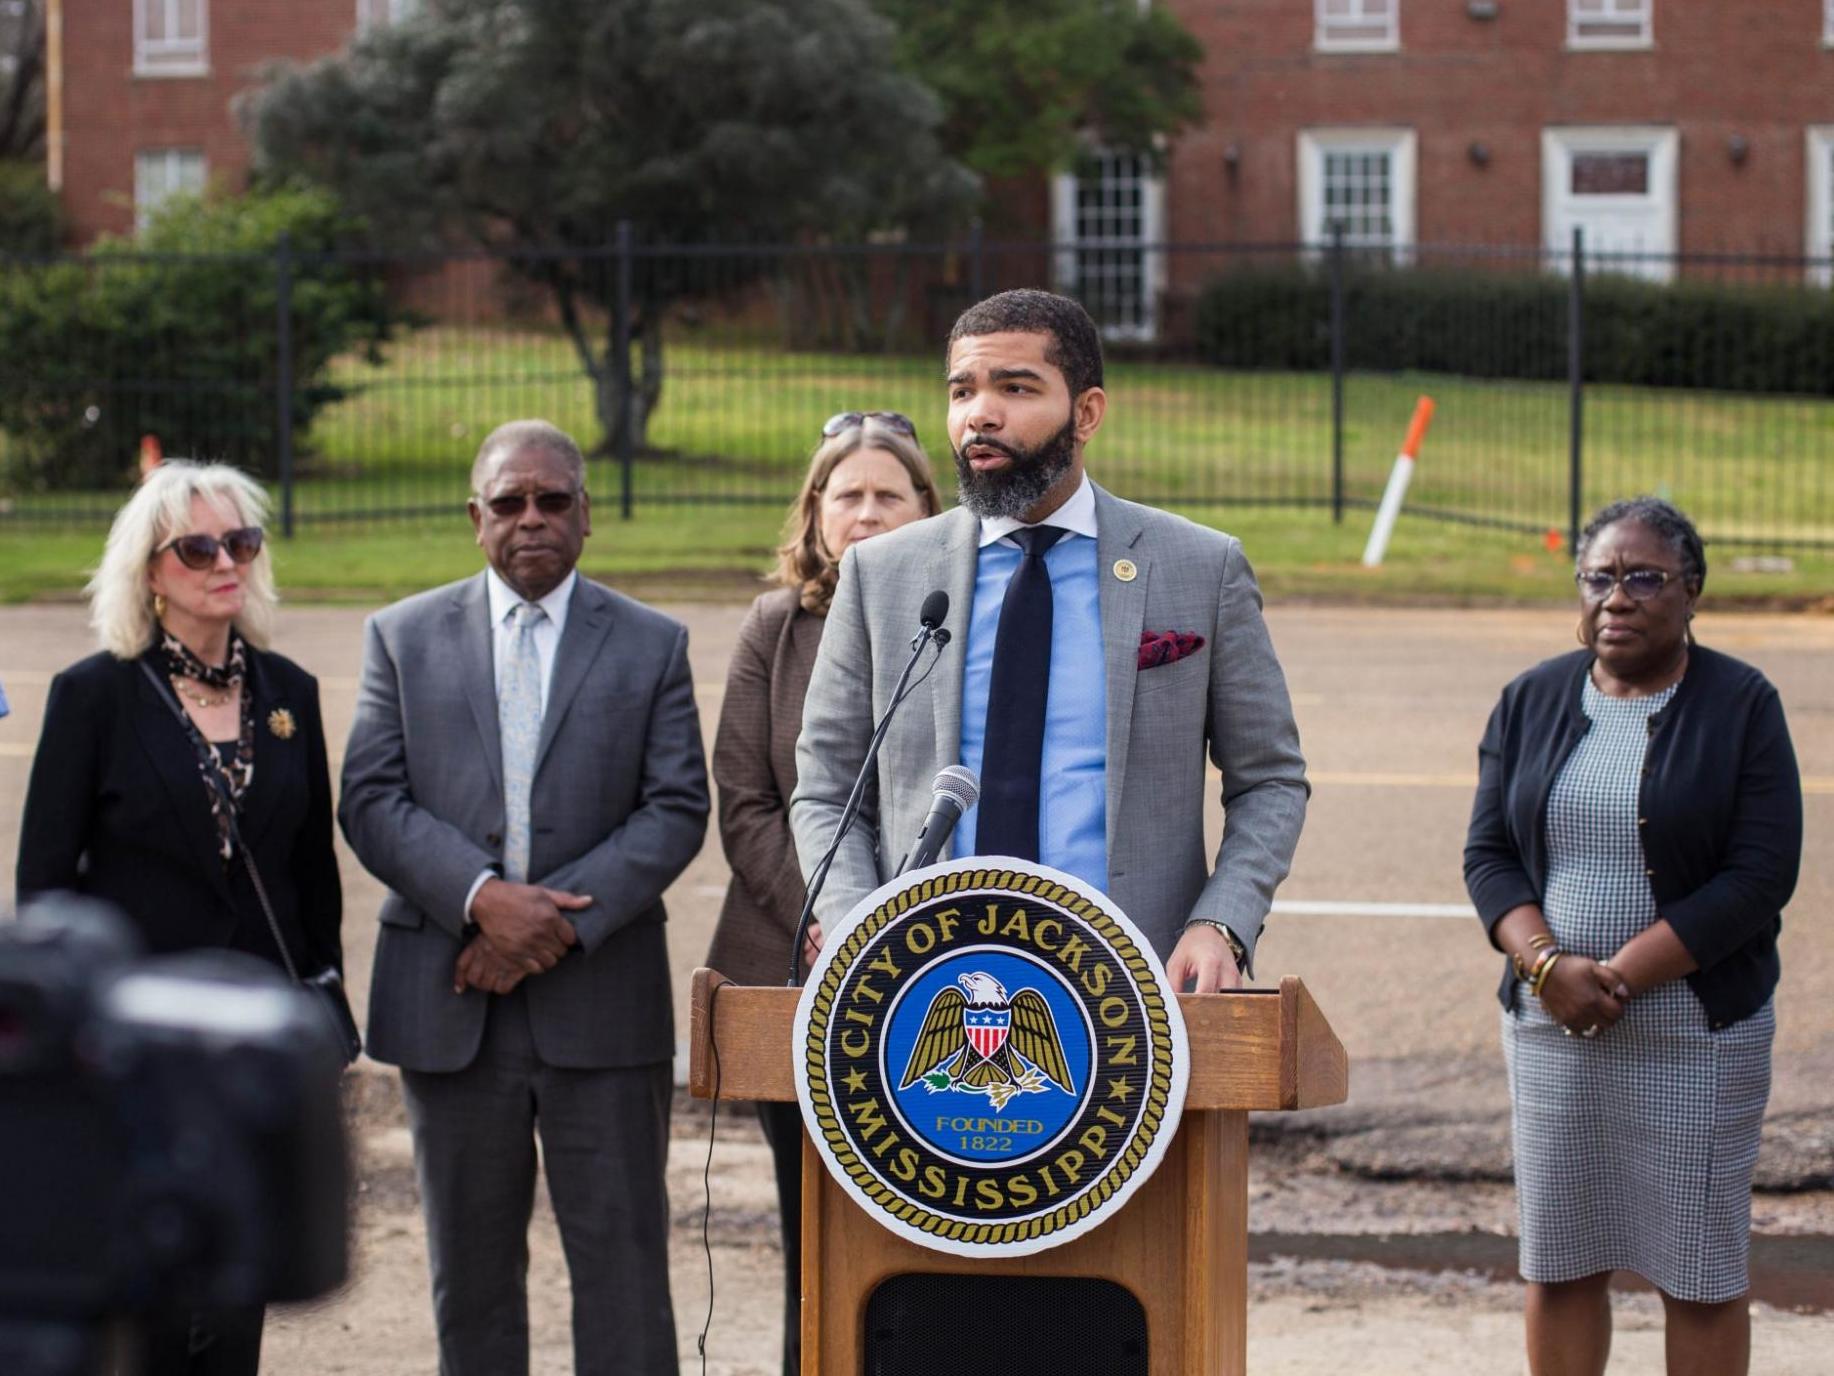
[170,674,232,709]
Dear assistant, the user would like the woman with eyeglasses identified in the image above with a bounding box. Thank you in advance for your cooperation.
[16,460,342,1376]
[704,411,940,1375]
[1464,497,1801,1376]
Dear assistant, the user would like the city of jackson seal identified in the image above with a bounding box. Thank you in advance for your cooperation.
[794,859,1189,1257]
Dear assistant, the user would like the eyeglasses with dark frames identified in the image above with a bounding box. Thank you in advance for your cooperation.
[1575,568,1674,602]
[479,490,580,519]
[158,527,265,571]
[821,411,917,440]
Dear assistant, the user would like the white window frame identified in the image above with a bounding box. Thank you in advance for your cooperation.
[1297,127,1417,261]
[1567,0,1653,51]
[1824,0,1834,46]
[1315,0,1399,54]
[133,0,208,78]
[1050,151,1166,342]
[1541,125,1676,282]
[1808,128,1834,285]
[357,0,420,29]
[135,148,207,231]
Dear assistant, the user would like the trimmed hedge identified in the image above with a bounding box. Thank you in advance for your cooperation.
[1192,263,1834,396]
[0,186,391,492]
[0,161,64,254]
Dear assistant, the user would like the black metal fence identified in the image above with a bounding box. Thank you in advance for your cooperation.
[2,229,1831,550]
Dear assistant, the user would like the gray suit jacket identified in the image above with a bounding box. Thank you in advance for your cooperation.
[790,484,1307,968]
[340,572,709,1073]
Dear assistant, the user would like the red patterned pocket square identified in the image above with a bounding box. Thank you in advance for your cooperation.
[1137,630,1206,670]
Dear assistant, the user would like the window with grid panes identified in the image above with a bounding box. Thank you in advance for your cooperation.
[135,149,205,230]
[1825,0,1833,44]
[1323,150,1393,248]
[135,0,207,75]
[1067,152,1155,337]
[1568,0,1651,48]
[357,0,421,28]
[1810,130,1834,285]
[1316,0,1398,52]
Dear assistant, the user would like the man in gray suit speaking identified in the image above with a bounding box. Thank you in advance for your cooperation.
[340,420,708,1375]
[791,291,1307,992]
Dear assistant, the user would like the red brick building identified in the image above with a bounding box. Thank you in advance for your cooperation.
[48,2,1834,338]
[47,0,409,243]
[1049,0,1834,335]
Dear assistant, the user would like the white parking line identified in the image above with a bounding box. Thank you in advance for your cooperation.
[1273,899,1477,919]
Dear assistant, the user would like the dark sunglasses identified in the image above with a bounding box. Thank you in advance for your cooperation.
[158,526,264,571]
[821,411,917,440]
[481,490,579,519]
[1575,568,1673,602]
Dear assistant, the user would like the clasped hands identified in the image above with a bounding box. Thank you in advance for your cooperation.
[1539,953,1632,1037]
[454,878,590,995]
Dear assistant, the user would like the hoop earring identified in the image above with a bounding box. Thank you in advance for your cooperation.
[153,592,168,620]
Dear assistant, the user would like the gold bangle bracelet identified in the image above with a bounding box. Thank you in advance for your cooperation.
[1530,951,1564,998]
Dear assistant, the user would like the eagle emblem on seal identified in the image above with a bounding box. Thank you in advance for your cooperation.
[898,972,1075,1111]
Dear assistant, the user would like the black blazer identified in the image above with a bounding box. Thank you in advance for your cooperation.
[16,647,342,975]
[1464,644,1801,1029]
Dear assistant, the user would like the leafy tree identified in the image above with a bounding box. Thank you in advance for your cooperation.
[243,0,977,453]
[0,0,43,161]
[0,186,390,492]
[874,0,1204,184]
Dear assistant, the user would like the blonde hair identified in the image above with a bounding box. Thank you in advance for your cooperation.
[774,418,942,615]
[88,460,279,659]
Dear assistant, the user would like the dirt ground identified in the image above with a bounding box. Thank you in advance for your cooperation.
[3,598,1831,1373]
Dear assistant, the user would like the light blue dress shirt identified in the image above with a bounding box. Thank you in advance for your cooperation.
[955,477,1108,892]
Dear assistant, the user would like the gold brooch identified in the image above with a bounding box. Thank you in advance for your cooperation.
[1112,559,1138,583]
[267,708,297,740]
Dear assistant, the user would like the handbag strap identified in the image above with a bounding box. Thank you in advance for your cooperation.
[137,658,302,984]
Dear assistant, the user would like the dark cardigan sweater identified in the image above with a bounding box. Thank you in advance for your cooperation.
[1464,644,1801,1029]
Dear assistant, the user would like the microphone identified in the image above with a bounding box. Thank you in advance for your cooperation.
[789,590,954,984]
[911,590,949,650]
[897,766,980,875]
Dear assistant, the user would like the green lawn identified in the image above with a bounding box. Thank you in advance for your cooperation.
[3,500,1827,609]
[3,325,1832,603]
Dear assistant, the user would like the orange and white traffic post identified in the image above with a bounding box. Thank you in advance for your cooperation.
[1360,395,1436,569]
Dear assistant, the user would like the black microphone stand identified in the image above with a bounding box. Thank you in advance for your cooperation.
[787,620,951,986]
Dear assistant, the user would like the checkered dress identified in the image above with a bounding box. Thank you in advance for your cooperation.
[1502,676,1774,1303]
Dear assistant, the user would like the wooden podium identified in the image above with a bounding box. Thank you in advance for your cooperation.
[689,970,1348,1375]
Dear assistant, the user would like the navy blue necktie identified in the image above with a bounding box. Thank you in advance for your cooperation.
[976,524,1067,861]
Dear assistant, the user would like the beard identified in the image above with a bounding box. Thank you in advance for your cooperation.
[952,413,1078,520]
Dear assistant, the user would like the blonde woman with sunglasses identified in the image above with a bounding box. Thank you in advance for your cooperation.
[16,460,342,1376]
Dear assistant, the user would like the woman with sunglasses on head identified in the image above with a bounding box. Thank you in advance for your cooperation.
[704,411,940,1375]
[1464,497,1801,1376]
[16,460,342,1376]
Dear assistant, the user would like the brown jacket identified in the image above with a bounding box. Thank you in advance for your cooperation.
[705,587,825,985]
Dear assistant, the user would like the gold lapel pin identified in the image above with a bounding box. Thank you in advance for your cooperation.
[1112,559,1138,583]
[267,708,297,740]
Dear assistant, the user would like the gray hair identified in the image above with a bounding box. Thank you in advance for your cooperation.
[470,419,587,494]
[88,460,278,659]
[1576,496,1707,593]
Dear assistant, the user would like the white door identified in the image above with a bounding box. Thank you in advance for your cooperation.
[1542,127,1677,281]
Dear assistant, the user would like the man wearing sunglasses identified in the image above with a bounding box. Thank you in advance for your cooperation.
[339,419,709,1376]
[792,289,1309,994]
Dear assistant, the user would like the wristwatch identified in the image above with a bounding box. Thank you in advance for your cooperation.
[1185,919,1248,974]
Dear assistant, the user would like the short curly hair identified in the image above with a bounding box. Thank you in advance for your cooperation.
[946,289,1104,398]
[1576,496,1707,593]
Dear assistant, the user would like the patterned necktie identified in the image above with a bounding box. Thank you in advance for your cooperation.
[976,525,1067,861]
[499,601,547,884]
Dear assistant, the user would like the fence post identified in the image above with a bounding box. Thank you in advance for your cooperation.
[614,220,634,521]
[968,217,985,303]
[275,231,294,539]
[1329,222,1346,524]
[1567,226,1585,554]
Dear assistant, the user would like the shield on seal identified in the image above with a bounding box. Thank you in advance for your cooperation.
[964,1005,1010,1059]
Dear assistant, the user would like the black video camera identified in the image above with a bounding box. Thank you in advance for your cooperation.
[0,895,350,1376]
